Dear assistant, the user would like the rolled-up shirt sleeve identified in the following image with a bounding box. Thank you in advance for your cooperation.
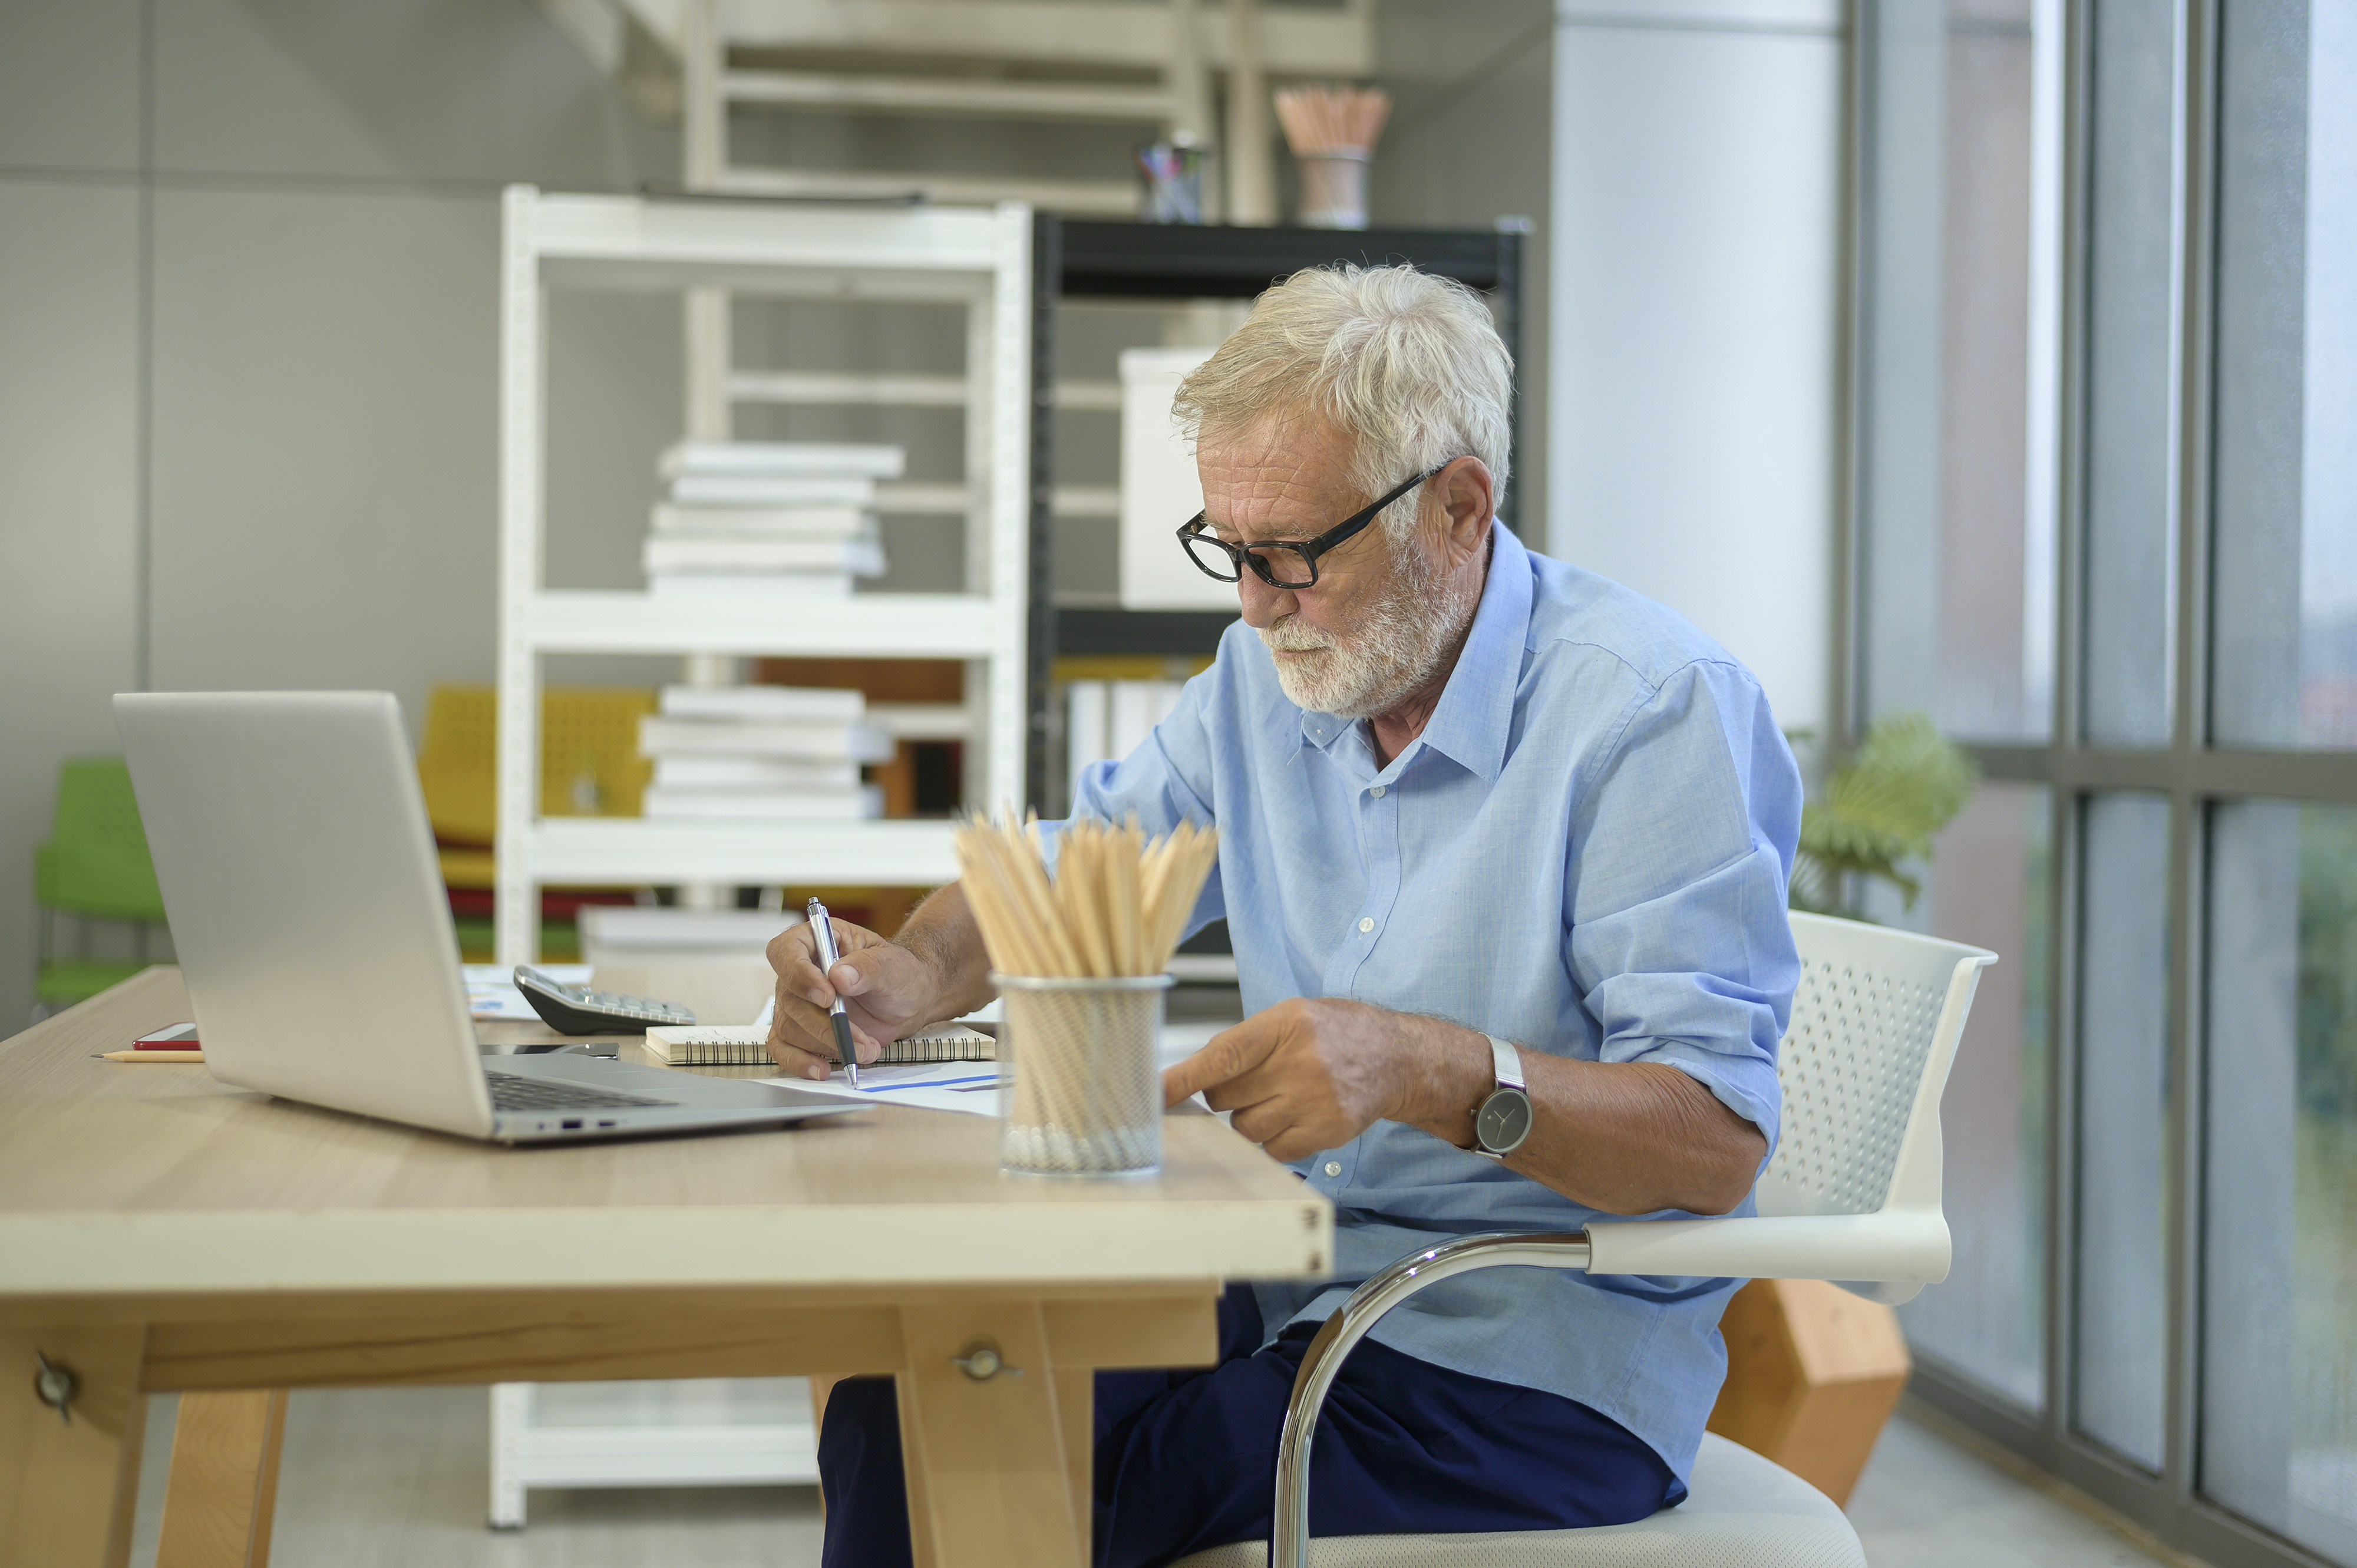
[1564,658,1800,1158]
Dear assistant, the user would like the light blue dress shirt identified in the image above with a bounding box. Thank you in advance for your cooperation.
[1057,522,1802,1481]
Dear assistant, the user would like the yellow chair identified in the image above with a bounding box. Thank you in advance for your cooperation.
[418,687,655,959]
[418,685,656,888]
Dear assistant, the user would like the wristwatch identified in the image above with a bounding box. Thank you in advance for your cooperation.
[1470,1034,1532,1159]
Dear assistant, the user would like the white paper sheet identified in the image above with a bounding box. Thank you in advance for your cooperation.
[756,1021,1231,1120]
[757,1060,1003,1119]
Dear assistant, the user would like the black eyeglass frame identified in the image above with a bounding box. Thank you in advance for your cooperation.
[1174,464,1453,590]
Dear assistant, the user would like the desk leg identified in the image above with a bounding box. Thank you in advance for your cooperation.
[1055,1370,1092,1551]
[155,1389,288,1568]
[893,1372,942,1568]
[0,1320,149,1568]
[896,1300,1084,1568]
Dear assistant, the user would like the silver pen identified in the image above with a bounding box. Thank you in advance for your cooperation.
[805,896,859,1087]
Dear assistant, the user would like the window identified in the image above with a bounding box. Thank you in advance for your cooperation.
[2204,801,2357,1563]
[1896,783,2052,1409]
[1850,1,2357,1563]
[1858,0,2058,744]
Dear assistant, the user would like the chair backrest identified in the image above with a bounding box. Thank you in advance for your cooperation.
[1757,912,1996,1221]
[35,758,166,920]
[415,685,656,844]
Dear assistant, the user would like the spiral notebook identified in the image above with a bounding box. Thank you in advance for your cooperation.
[643,1019,995,1068]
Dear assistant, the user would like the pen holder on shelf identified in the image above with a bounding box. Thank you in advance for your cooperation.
[1275,85,1391,231]
[1295,150,1371,230]
[993,972,1171,1178]
[1136,139,1207,225]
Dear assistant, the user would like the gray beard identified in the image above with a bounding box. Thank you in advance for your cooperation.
[1257,539,1481,720]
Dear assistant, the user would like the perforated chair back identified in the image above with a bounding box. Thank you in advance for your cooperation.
[36,758,165,921]
[416,684,656,846]
[1757,912,1996,1223]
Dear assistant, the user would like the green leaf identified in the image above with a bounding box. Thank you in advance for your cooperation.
[1789,712,1976,912]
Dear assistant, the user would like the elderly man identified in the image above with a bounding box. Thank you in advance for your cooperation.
[767,263,1801,1567]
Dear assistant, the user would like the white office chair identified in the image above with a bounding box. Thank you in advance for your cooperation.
[1177,912,1997,1568]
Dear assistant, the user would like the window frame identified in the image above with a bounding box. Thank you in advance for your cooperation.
[1846,3,2357,1565]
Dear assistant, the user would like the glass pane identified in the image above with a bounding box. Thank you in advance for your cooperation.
[2081,0,2183,746]
[1858,0,2059,741]
[1899,783,2052,1408]
[2074,791,2172,1468]
[2204,801,2357,1563]
[2210,0,2357,749]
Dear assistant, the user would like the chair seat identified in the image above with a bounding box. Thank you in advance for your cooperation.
[1170,1432,1866,1568]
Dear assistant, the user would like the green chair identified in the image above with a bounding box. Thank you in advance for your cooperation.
[34,758,170,1017]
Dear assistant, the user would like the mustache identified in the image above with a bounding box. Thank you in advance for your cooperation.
[1258,617,1337,652]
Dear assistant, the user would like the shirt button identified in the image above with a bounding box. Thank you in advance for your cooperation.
[1358,917,1374,933]
[1370,785,1386,798]
[1323,1161,1342,1177]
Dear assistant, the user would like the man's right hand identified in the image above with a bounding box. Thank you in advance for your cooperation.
[764,918,940,1080]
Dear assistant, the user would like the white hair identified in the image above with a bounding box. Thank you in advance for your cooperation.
[1171,263,1513,537]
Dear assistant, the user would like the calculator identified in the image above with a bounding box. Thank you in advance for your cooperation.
[513,966,696,1035]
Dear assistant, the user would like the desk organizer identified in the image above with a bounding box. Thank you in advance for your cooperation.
[994,972,1171,1177]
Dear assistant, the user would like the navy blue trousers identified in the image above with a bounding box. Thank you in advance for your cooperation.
[818,1285,1681,1568]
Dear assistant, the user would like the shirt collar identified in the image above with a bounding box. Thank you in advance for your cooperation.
[1292,521,1531,785]
[1409,523,1529,784]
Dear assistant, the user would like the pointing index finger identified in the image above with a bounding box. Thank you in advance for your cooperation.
[1161,1016,1278,1108]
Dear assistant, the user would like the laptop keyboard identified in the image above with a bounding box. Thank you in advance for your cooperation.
[486,1071,675,1113]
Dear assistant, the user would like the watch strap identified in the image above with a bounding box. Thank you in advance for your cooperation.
[1485,1034,1525,1092]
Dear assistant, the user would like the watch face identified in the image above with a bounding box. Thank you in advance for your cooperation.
[1477,1088,1533,1154]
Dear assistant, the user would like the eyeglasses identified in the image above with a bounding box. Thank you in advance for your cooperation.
[1175,466,1448,590]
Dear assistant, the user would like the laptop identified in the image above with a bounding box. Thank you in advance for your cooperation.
[114,690,856,1144]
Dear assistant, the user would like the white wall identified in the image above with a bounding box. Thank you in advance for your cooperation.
[1547,0,1843,735]
[0,0,685,1031]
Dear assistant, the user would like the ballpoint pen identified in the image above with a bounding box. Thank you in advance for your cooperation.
[806,896,859,1087]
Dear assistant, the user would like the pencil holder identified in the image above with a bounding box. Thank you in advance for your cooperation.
[992,972,1171,1177]
[1295,151,1370,230]
[1137,140,1207,225]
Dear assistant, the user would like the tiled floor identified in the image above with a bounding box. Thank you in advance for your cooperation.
[1848,1408,2180,1568]
[127,1388,2192,1566]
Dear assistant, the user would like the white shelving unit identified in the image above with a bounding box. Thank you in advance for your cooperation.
[494,186,1034,965]
[488,1378,820,1529]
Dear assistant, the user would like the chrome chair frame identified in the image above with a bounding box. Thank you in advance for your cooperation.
[1263,912,1996,1568]
[1272,1232,1593,1568]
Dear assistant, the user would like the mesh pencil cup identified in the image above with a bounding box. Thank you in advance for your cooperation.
[991,972,1172,1178]
[1296,150,1371,229]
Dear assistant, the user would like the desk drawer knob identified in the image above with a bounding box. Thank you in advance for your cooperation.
[32,1350,77,1427]
[951,1341,1022,1381]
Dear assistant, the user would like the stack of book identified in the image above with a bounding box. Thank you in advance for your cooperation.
[1065,678,1190,803]
[639,685,893,821]
[643,441,903,601]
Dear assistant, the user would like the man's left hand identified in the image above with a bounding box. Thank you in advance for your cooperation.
[1163,998,1453,1161]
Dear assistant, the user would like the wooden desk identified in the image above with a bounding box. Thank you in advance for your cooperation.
[0,969,1330,1567]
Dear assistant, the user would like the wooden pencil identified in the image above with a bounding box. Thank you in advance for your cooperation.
[1274,85,1393,157]
[952,812,1220,979]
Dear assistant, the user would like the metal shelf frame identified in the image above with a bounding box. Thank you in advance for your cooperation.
[496,186,1034,965]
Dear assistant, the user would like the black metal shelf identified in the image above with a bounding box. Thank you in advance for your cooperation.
[1055,220,1522,305]
[1054,608,1237,658]
[1023,216,1526,806]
